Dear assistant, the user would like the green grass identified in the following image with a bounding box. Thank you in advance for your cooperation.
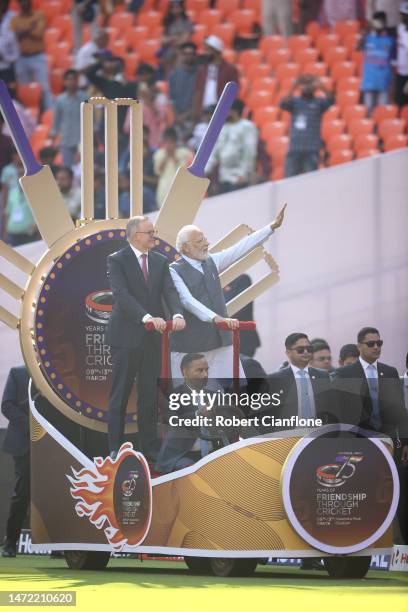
[0,557,407,611]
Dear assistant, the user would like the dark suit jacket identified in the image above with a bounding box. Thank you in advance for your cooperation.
[1,366,30,457]
[331,360,408,437]
[105,246,182,349]
[193,59,239,118]
[262,365,333,430]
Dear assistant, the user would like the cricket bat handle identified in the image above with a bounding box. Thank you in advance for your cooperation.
[0,80,42,176]
[189,81,238,178]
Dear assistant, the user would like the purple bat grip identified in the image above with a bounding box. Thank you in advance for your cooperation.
[189,81,238,178]
[0,80,42,176]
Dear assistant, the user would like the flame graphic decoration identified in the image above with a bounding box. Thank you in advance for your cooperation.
[67,443,152,552]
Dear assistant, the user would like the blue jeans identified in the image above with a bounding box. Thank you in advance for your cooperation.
[284,151,319,178]
[15,53,53,110]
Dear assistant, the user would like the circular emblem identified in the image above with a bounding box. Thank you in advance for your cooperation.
[281,425,399,554]
[20,221,177,432]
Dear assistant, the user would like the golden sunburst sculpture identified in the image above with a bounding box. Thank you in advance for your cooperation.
[0,80,279,434]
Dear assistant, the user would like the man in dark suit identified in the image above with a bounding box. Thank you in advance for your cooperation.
[1,365,30,558]
[332,327,408,543]
[262,332,333,431]
[106,216,185,461]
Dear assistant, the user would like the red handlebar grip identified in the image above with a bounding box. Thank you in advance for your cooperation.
[215,320,256,331]
[144,320,174,332]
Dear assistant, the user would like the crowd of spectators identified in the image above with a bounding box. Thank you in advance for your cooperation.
[0,0,407,246]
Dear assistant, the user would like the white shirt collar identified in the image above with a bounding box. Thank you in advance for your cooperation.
[129,243,148,261]
[290,364,310,376]
[359,356,378,371]
[182,254,205,271]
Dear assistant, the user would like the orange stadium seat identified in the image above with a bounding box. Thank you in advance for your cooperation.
[51,15,73,45]
[124,53,140,80]
[17,83,42,108]
[337,90,360,109]
[334,20,359,41]
[138,11,162,31]
[186,9,197,21]
[280,109,291,129]
[319,76,334,91]
[192,24,208,47]
[55,55,73,71]
[378,118,406,139]
[383,134,408,151]
[199,9,223,28]
[239,76,249,99]
[259,35,286,56]
[354,133,379,151]
[252,77,277,95]
[139,39,161,65]
[40,109,54,130]
[305,21,321,42]
[223,49,237,63]
[253,105,280,126]
[321,118,346,142]
[295,48,319,66]
[265,134,289,160]
[228,9,257,35]
[287,35,312,55]
[323,105,341,120]
[50,68,64,95]
[239,49,263,70]
[356,148,380,158]
[213,23,235,47]
[111,40,127,58]
[243,0,261,13]
[329,149,354,166]
[268,47,291,67]
[337,76,361,92]
[371,104,399,125]
[324,46,348,66]
[246,63,271,80]
[42,1,63,24]
[217,0,240,15]
[303,61,327,76]
[247,89,274,110]
[343,33,361,55]
[342,104,367,124]
[105,27,119,46]
[331,61,356,81]
[185,0,209,12]
[126,26,149,52]
[30,125,49,153]
[327,133,353,152]
[400,105,408,124]
[109,11,135,31]
[261,121,287,140]
[44,28,61,52]
[348,118,375,138]
[275,62,300,82]
[316,32,340,55]
[351,50,364,75]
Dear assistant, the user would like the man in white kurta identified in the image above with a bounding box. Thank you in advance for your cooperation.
[169,205,286,382]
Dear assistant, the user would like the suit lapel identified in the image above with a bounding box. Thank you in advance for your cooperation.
[147,251,158,292]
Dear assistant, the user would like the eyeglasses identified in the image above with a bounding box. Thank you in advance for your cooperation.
[135,230,157,237]
[289,346,313,354]
[360,340,383,348]
[315,355,332,362]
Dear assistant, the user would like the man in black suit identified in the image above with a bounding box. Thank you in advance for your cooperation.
[106,216,185,460]
[332,327,408,542]
[1,366,30,558]
[262,332,333,431]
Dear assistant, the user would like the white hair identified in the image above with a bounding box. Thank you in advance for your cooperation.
[126,216,148,240]
[176,225,201,253]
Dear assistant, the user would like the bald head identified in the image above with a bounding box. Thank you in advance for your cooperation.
[176,225,209,261]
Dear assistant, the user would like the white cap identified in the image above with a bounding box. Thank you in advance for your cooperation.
[204,35,224,53]
[400,1,408,14]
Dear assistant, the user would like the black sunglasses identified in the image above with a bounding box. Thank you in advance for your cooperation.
[360,340,383,348]
[289,346,313,354]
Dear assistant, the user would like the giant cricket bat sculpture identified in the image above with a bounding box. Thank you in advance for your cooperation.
[155,81,238,246]
[0,80,74,248]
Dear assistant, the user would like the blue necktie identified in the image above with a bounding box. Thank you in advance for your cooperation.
[367,364,381,431]
[298,369,313,418]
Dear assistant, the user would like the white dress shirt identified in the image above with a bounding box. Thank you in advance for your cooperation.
[202,64,218,108]
[397,23,408,76]
[290,364,316,417]
[403,372,408,411]
[169,224,273,322]
[129,244,182,323]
